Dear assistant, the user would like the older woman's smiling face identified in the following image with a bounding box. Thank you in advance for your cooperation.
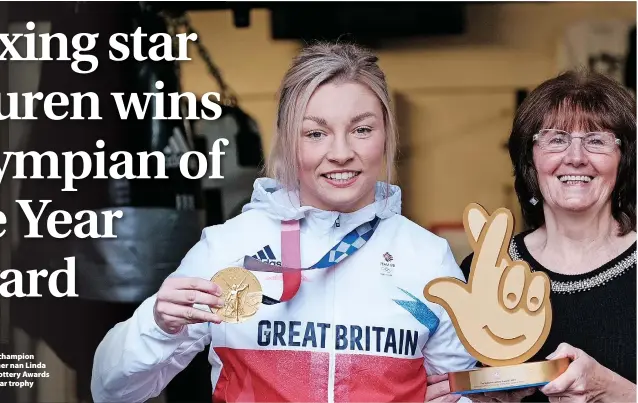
[533,124,621,213]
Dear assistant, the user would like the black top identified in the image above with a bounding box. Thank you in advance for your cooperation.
[460,230,637,402]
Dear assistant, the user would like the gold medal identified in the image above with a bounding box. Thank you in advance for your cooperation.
[210,267,262,323]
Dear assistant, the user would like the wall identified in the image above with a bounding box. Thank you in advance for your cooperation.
[181,2,634,257]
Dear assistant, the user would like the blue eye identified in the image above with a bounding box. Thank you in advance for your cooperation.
[306,131,325,139]
[354,127,372,136]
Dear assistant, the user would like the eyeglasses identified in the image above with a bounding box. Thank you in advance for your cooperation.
[532,129,621,154]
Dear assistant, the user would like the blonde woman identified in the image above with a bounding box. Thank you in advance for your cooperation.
[91,42,476,403]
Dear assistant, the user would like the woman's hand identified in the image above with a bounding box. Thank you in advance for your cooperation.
[426,373,461,402]
[541,343,636,403]
[466,388,535,402]
[153,276,224,334]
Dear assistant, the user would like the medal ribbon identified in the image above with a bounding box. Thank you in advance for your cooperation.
[244,216,380,305]
[280,220,302,302]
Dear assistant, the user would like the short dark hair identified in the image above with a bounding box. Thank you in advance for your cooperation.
[508,69,636,236]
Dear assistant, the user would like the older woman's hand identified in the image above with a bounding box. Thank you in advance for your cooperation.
[426,373,461,402]
[482,388,536,402]
[541,343,636,403]
[424,374,534,403]
[464,388,535,402]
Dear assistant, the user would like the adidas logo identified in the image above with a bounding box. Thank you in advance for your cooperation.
[252,245,282,266]
[163,126,196,170]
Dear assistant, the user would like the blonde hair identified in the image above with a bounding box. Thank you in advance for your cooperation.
[266,41,398,193]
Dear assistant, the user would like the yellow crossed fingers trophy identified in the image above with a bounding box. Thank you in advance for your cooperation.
[424,203,569,394]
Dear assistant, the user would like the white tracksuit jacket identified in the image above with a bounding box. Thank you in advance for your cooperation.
[91,178,477,403]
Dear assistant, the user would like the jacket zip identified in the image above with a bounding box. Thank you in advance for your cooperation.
[327,214,340,403]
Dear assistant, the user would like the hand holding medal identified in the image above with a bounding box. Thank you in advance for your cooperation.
[208,216,380,324]
[153,276,225,334]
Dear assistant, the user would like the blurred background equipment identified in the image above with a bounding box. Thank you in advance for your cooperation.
[73,3,206,304]
[153,1,468,43]
[196,103,265,225]
[625,26,636,93]
[269,2,466,45]
[557,19,635,84]
[162,12,265,226]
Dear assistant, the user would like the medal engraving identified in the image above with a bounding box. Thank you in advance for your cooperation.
[211,267,262,323]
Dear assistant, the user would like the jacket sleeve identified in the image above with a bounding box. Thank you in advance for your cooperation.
[422,242,477,376]
[91,231,215,403]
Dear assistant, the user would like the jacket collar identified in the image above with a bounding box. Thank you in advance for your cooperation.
[242,178,401,234]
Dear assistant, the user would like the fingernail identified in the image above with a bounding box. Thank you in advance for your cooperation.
[546,352,556,360]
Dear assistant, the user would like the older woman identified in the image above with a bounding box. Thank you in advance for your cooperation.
[91,42,476,403]
[461,70,636,403]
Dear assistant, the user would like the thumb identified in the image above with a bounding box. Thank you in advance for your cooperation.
[427,373,449,385]
[541,344,580,396]
[546,343,580,361]
[540,362,578,396]
[424,278,470,313]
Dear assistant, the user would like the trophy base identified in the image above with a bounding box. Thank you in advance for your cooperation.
[449,358,570,394]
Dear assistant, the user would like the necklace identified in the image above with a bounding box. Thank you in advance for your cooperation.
[508,240,636,294]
